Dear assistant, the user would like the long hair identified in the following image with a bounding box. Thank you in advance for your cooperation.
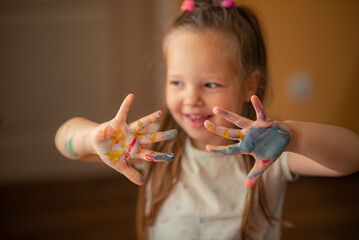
[137,1,277,239]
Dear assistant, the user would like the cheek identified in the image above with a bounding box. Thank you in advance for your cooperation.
[166,89,180,112]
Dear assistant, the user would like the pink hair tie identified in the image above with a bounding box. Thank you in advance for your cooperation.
[181,0,195,11]
[222,0,237,7]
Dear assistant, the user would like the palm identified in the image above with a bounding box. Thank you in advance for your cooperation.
[91,94,177,185]
[204,95,291,189]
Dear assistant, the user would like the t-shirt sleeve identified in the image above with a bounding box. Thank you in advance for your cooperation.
[278,151,299,182]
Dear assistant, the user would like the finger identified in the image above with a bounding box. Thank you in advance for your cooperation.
[206,143,243,156]
[111,159,144,185]
[251,95,267,121]
[137,129,178,144]
[112,94,135,128]
[129,110,163,133]
[136,149,175,162]
[213,106,252,129]
[244,161,264,189]
[204,120,244,140]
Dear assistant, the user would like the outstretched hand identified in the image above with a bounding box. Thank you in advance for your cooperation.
[204,95,291,189]
[91,94,177,185]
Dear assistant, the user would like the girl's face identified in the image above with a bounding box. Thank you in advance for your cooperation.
[165,30,247,149]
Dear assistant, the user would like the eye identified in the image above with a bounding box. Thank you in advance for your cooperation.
[169,80,184,87]
[205,82,221,88]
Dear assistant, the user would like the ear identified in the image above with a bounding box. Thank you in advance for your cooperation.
[245,70,260,102]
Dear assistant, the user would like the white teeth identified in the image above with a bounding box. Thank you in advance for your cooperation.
[188,115,207,119]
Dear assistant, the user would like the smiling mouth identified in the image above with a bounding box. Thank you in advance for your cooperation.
[185,114,212,127]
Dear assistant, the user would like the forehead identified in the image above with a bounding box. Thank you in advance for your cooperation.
[165,29,235,57]
[164,29,240,72]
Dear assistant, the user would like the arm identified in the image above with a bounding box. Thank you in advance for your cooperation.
[54,94,178,185]
[284,121,359,177]
[55,117,101,162]
[204,95,359,188]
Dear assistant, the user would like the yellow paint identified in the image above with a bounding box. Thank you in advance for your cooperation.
[137,120,142,127]
[110,130,126,149]
[104,149,125,164]
[151,133,157,142]
[106,129,128,164]
[224,129,229,138]
[208,125,215,133]
[237,131,244,139]
[133,128,140,134]
[148,117,152,124]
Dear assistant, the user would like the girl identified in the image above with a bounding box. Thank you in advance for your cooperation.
[55,0,359,239]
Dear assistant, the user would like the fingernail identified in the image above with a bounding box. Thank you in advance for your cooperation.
[152,153,175,161]
[138,176,144,184]
[164,130,178,139]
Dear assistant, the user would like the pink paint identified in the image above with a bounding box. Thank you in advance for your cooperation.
[125,138,136,159]
[145,153,155,162]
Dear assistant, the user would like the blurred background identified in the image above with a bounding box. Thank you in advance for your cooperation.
[0,0,358,239]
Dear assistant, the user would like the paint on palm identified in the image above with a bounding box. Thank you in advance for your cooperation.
[205,95,291,188]
[209,125,290,159]
[102,114,177,164]
[104,128,134,164]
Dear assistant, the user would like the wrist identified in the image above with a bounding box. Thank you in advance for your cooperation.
[85,123,99,155]
[282,120,299,152]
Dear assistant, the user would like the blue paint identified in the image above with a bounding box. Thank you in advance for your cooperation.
[200,157,208,164]
[239,126,291,159]
[248,171,262,180]
[218,109,230,117]
[199,218,205,224]
[155,112,162,120]
[164,130,178,139]
[138,176,144,183]
[210,125,290,158]
[210,145,241,155]
[152,153,175,161]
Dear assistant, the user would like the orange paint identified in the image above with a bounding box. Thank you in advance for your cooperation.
[104,149,125,164]
[103,126,109,139]
[137,120,142,128]
[237,131,244,139]
[208,125,215,133]
[224,129,229,138]
[151,133,157,142]
[105,130,128,164]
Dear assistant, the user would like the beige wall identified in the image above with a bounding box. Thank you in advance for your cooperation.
[0,0,176,183]
[238,0,359,133]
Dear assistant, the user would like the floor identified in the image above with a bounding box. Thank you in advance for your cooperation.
[1,173,358,240]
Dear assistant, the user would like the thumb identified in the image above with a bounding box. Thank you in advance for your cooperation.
[244,160,265,189]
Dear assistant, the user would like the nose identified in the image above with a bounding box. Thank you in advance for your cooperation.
[183,86,203,106]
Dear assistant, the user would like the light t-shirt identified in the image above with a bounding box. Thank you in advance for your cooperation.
[148,139,296,240]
